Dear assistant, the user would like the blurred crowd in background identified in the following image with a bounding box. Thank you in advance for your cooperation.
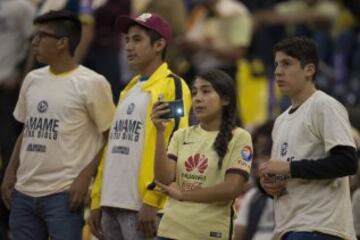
[1,0,360,239]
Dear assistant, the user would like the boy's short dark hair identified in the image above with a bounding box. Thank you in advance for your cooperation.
[34,10,82,56]
[274,36,319,81]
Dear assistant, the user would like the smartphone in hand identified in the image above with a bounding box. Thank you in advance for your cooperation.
[160,99,184,119]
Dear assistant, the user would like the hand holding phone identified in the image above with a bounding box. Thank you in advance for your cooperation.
[160,99,184,119]
[151,97,184,131]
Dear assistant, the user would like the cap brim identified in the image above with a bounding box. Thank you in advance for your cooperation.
[116,15,148,33]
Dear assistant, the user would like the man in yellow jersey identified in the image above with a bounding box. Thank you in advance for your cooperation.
[88,13,191,240]
[1,10,115,240]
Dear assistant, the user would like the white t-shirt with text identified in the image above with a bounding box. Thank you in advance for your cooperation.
[101,81,149,211]
[14,65,115,197]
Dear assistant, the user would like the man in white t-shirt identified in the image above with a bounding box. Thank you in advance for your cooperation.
[259,37,358,240]
[0,10,115,240]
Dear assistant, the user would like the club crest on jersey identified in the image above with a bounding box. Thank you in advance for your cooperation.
[37,100,48,113]
[241,146,253,162]
[280,142,288,156]
[127,103,135,115]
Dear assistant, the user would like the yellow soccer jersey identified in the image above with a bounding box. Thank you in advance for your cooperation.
[158,125,253,240]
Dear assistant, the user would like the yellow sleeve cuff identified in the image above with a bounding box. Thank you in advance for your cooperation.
[142,189,167,209]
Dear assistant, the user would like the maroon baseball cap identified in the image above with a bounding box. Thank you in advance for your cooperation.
[116,13,172,43]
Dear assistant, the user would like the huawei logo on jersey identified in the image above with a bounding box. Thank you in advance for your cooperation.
[185,153,208,173]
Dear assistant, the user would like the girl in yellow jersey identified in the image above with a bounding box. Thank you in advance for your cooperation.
[151,70,253,240]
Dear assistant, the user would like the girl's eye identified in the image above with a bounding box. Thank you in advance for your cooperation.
[283,61,290,67]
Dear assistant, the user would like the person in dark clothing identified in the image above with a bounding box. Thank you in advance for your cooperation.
[234,120,275,240]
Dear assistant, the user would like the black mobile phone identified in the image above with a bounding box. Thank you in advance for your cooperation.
[161,99,184,119]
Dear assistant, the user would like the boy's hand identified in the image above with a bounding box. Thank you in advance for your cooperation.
[1,173,16,209]
[68,172,92,211]
[89,208,104,240]
[259,160,290,176]
[260,175,287,197]
[137,203,157,238]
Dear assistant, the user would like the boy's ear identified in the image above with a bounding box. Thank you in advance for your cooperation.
[304,63,316,78]
[57,37,69,52]
[154,38,166,53]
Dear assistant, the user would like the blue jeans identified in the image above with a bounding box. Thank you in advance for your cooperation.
[9,190,84,240]
[282,231,343,240]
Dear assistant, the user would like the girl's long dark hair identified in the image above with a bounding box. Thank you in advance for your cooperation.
[196,70,240,169]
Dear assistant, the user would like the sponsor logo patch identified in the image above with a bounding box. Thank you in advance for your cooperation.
[185,153,208,173]
[241,146,253,162]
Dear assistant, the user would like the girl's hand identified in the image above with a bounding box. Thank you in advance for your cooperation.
[155,181,184,201]
[151,100,170,131]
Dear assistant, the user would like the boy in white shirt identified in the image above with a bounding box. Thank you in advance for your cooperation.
[1,10,115,240]
[259,36,358,240]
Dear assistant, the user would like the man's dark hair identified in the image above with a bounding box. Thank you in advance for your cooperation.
[34,10,82,56]
[274,36,319,81]
[128,23,167,60]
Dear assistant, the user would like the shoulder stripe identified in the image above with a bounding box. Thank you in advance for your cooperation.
[225,168,249,181]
